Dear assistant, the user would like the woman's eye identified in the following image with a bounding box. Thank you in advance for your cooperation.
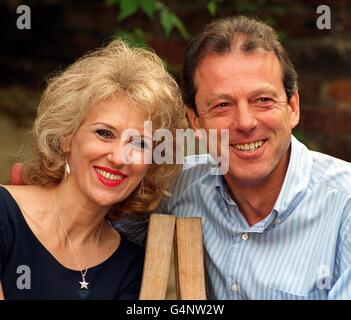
[96,129,114,139]
[130,138,149,150]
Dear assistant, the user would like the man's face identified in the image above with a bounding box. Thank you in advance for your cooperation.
[187,48,300,188]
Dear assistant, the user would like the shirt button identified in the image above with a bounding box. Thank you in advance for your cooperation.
[231,283,240,292]
[241,233,249,241]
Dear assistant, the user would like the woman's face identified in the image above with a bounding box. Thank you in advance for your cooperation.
[66,96,152,208]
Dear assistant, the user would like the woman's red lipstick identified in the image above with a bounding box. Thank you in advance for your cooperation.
[93,166,127,187]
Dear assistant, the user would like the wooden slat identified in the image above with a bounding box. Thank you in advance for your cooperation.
[174,217,206,300]
[139,214,176,300]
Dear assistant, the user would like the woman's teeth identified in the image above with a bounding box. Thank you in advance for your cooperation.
[95,168,124,181]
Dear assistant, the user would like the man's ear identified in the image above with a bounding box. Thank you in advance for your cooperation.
[186,106,201,131]
[288,90,300,129]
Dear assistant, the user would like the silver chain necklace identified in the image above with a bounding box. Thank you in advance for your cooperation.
[54,192,104,290]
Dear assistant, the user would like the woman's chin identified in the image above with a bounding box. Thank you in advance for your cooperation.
[88,192,122,209]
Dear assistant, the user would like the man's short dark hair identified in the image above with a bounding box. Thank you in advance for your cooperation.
[182,15,298,113]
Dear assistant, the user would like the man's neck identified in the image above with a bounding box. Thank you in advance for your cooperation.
[224,152,290,227]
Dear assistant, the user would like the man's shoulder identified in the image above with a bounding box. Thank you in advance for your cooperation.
[159,154,219,216]
[310,149,351,196]
[183,153,218,169]
[169,154,218,195]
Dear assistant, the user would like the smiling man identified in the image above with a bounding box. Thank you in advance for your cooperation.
[158,15,351,299]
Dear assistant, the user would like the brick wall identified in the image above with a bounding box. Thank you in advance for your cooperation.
[1,0,350,161]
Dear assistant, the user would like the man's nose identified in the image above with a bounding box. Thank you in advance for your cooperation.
[233,102,257,133]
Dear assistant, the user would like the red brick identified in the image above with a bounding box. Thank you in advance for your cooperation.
[300,108,351,134]
[326,79,351,104]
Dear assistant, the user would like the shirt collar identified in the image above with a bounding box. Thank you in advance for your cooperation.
[272,135,313,223]
[214,170,237,207]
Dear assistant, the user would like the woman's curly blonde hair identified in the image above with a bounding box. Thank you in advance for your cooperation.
[21,39,188,220]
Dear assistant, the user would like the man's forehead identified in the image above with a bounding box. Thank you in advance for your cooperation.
[197,47,278,70]
[194,49,282,86]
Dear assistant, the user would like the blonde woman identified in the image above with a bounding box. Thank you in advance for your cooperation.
[0,40,187,299]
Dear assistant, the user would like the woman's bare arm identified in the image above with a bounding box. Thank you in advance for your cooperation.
[10,163,24,185]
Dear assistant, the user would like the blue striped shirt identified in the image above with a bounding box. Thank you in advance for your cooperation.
[116,137,351,299]
[158,135,351,300]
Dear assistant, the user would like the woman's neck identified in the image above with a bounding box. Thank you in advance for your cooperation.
[53,179,110,245]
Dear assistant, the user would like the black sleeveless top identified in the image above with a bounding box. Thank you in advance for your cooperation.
[0,186,144,300]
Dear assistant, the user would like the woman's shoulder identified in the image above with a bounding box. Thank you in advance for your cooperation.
[0,186,23,246]
[1,184,35,202]
[0,185,35,227]
[1,184,52,213]
[0,185,22,208]
[0,185,54,233]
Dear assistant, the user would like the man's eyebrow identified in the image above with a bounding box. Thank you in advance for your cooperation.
[204,88,279,107]
[250,87,279,97]
[205,94,233,107]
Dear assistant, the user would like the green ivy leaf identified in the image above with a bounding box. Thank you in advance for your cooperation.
[207,1,217,16]
[138,0,155,19]
[171,14,189,39]
[154,0,165,11]
[160,10,189,39]
[115,28,147,48]
[117,0,139,21]
[160,9,173,38]
[235,0,257,15]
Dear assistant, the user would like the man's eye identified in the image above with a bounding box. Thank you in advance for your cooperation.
[215,102,229,108]
[257,97,273,103]
[96,129,114,139]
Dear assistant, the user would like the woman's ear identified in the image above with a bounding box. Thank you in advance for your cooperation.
[61,138,72,154]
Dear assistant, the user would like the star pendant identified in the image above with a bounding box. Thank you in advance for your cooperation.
[79,278,89,289]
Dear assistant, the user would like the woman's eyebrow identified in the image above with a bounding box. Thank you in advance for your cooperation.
[92,122,153,140]
[91,122,116,131]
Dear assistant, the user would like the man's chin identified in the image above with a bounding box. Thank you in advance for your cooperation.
[226,167,271,187]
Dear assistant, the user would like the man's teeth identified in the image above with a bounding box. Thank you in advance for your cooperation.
[96,168,124,181]
[233,140,265,152]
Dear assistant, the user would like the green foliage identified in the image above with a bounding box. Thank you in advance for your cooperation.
[106,0,289,65]
[160,9,188,39]
[106,0,189,48]
[139,0,155,19]
[207,0,224,16]
[235,0,257,15]
[292,128,307,144]
[206,0,288,42]
[114,28,147,48]
[107,0,155,20]
[117,0,138,21]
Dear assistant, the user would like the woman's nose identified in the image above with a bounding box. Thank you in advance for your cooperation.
[107,141,130,166]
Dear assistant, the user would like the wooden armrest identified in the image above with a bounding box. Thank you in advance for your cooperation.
[139,214,206,300]
[174,217,206,300]
[139,214,176,300]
